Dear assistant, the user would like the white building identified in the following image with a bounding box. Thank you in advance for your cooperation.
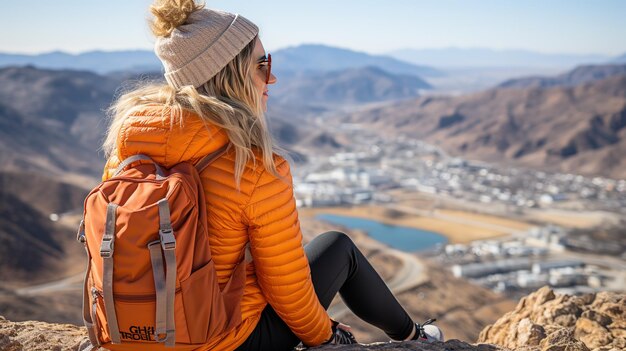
[532,260,584,274]
[452,259,532,278]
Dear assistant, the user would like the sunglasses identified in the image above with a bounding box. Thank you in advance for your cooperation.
[258,53,272,84]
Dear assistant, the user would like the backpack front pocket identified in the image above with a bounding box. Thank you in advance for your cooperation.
[93,288,195,346]
[180,259,228,343]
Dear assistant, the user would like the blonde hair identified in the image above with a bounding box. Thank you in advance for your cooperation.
[150,0,204,37]
[103,0,282,187]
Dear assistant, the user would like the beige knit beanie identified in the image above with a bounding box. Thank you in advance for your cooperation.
[152,3,259,89]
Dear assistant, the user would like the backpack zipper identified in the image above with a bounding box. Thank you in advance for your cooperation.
[93,288,182,302]
[91,287,100,340]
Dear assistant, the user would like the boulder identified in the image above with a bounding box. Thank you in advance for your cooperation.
[0,315,87,351]
[479,286,625,351]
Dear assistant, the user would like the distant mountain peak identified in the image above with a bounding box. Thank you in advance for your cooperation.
[272,43,443,78]
[281,43,374,55]
[272,64,431,106]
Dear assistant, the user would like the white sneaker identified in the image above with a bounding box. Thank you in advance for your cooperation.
[414,319,444,342]
[421,324,444,342]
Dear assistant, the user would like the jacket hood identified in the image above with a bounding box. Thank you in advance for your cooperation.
[116,105,229,168]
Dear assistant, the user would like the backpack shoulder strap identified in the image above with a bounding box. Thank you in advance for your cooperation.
[113,154,166,178]
[195,144,230,173]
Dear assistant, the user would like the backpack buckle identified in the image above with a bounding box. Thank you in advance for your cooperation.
[159,229,176,251]
[76,219,86,243]
[100,237,114,257]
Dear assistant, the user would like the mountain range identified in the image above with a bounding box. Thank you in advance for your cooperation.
[7,45,623,95]
[3,46,621,74]
[0,45,445,103]
[0,45,442,78]
[272,66,431,106]
[271,44,442,78]
[2,61,626,184]
[0,50,161,74]
[497,64,626,89]
[341,68,626,179]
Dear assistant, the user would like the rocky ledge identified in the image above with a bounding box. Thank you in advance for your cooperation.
[0,317,87,351]
[0,318,504,351]
[0,287,623,351]
[479,286,625,351]
[0,317,505,351]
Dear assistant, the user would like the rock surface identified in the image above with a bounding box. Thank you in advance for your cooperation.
[308,340,505,350]
[478,286,625,351]
[2,287,624,351]
[0,315,87,351]
[0,315,506,351]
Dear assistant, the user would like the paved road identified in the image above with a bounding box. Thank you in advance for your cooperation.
[14,273,84,296]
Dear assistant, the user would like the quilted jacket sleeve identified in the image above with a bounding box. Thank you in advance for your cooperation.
[243,157,333,346]
[102,155,120,181]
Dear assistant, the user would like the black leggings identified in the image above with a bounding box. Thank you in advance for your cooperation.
[235,231,414,351]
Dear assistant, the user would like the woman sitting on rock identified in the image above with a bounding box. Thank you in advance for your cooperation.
[101,0,443,349]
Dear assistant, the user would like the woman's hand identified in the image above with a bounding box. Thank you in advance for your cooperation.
[324,319,357,344]
[336,322,352,333]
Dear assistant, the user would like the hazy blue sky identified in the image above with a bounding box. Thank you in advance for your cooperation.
[1,0,625,56]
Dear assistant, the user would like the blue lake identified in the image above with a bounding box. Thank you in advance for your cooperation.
[315,214,448,252]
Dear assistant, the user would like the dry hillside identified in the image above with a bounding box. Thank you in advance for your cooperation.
[0,171,87,285]
[342,74,626,178]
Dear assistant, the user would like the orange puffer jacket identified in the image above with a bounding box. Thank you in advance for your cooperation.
[103,106,332,350]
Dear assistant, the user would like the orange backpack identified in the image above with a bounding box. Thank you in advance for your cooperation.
[77,147,247,350]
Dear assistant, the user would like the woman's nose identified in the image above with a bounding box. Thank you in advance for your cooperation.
[268,72,277,85]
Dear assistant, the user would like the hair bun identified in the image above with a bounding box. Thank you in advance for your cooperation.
[150,0,204,37]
